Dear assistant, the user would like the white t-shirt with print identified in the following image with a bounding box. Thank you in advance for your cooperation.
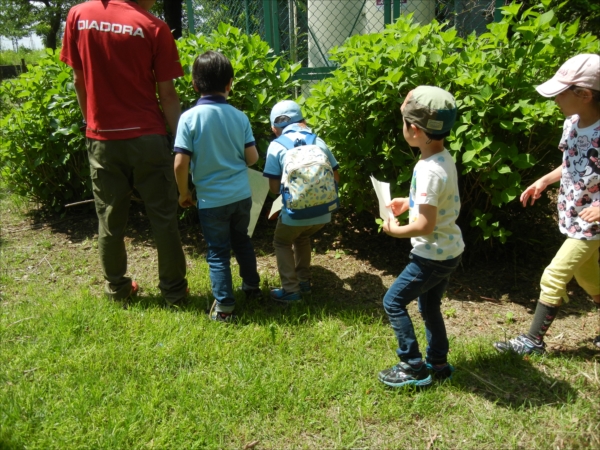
[409,148,465,260]
[557,115,600,240]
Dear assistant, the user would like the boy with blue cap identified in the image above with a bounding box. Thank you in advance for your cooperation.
[378,86,464,388]
[263,100,340,302]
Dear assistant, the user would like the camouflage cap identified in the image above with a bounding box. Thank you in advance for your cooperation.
[401,86,457,135]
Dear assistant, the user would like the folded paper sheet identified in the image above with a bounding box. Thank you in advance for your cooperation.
[370,175,393,221]
[247,168,271,237]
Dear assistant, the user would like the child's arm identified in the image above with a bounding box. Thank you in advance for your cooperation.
[245,145,259,166]
[383,204,437,238]
[174,153,194,208]
[268,179,280,195]
[520,166,562,207]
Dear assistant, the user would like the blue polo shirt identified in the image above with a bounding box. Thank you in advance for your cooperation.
[174,95,256,209]
[263,124,339,226]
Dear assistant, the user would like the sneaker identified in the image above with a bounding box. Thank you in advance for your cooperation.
[299,280,312,295]
[241,283,263,300]
[377,362,432,388]
[270,288,301,303]
[129,281,139,298]
[426,362,455,382]
[593,336,600,349]
[493,334,546,355]
[209,300,236,323]
[165,287,190,309]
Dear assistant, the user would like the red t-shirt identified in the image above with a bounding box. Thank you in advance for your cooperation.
[60,0,184,140]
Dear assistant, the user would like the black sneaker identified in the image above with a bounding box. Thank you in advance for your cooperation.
[593,335,600,349]
[426,363,455,382]
[378,362,432,388]
[241,283,263,300]
[493,334,546,355]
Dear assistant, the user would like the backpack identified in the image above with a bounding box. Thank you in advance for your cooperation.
[275,132,339,220]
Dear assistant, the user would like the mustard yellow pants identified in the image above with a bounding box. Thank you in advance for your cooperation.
[540,238,600,306]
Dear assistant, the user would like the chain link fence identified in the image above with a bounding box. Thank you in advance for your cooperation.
[188,0,504,94]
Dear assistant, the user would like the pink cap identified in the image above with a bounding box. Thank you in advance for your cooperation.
[536,54,600,97]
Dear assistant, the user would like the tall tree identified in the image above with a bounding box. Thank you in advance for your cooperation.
[0,0,75,50]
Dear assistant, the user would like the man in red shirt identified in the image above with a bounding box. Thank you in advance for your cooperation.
[60,0,188,305]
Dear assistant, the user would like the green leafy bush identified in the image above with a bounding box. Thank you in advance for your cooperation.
[174,23,301,165]
[0,24,300,211]
[0,49,89,211]
[303,2,599,245]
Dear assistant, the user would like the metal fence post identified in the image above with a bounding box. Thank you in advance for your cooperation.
[263,0,281,55]
[494,0,504,22]
[384,0,392,25]
[244,0,251,35]
[185,0,195,34]
[392,0,401,22]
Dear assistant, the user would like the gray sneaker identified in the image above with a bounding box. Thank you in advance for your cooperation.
[378,362,432,388]
[209,300,236,323]
[493,334,546,355]
[299,280,312,295]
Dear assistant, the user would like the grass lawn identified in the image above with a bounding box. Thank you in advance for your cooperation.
[1,193,599,449]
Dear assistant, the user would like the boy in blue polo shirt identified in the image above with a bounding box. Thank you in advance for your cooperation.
[263,100,340,302]
[174,51,262,322]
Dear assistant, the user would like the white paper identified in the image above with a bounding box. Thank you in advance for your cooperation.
[370,175,393,221]
[269,195,283,219]
[247,168,270,237]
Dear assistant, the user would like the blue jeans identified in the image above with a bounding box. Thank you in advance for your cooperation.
[383,253,462,366]
[198,197,260,310]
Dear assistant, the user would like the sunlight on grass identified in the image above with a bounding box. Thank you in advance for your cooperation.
[1,195,599,448]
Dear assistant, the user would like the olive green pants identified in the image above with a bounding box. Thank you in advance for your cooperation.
[273,217,325,293]
[87,135,187,302]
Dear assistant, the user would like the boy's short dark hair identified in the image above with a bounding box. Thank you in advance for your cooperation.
[192,51,234,95]
[274,115,291,125]
[404,119,449,141]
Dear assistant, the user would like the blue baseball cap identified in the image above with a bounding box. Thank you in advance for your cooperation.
[270,100,304,128]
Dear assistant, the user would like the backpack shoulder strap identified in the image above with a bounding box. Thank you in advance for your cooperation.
[274,135,295,150]
[302,133,317,145]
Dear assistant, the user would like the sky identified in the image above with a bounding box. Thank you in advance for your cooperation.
[0,34,44,51]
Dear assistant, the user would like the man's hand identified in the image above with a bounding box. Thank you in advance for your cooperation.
[178,191,194,208]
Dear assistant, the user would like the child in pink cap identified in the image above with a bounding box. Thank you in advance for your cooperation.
[494,54,600,354]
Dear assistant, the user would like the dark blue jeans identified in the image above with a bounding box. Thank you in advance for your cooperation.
[198,197,260,310]
[383,253,462,366]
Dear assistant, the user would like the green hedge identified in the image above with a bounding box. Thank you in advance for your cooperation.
[303,3,599,245]
[0,50,89,211]
[0,24,299,212]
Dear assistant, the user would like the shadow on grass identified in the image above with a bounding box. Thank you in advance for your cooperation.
[0,434,25,450]
[452,351,579,409]
[123,265,389,326]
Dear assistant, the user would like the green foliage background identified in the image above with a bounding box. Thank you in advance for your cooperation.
[174,23,300,163]
[1,4,599,247]
[303,3,599,244]
[0,50,88,211]
[0,24,299,211]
